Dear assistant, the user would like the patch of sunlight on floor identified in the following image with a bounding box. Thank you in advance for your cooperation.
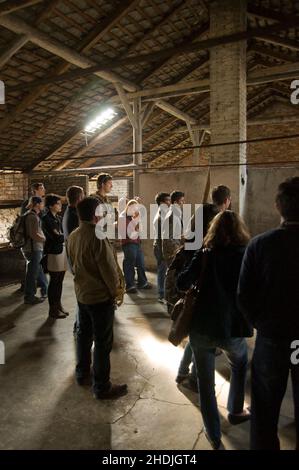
[139,335,186,373]
[139,335,249,409]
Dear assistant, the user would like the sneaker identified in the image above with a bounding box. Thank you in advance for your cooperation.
[94,383,128,400]
[126,286,138,294]
[24,296,44,305]
[138,283,152,290]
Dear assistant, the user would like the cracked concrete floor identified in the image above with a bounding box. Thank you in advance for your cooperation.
[0,269,296,450]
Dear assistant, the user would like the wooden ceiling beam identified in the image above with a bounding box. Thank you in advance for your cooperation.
[247,5,297,24]
[0,0,60,68]
[7,0,189,163]
[7,22,210,92]
[8,15,299,91]
[29,23,210,171]
[0,0,43,16]
[83,96,208,169]
[19,1,197,169]
[0,4,140,133]
[255,34,299,52]
[0,14,137,91]
[4,16,298,74]
[249,43,297,63]
[54,117,128,171]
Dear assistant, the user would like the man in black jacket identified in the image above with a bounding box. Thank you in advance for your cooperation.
[153,192,170,302]
[62,186,84,333]
[238,176,299,450]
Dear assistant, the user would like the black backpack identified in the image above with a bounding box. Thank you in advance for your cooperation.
[8,212,29,249]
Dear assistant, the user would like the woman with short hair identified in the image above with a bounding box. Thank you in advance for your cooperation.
[177,211,253,450]
[42,194,68,319]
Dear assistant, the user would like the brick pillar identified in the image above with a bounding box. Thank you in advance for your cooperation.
[209,0,247,215]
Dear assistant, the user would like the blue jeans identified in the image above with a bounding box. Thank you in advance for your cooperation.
[122,243,147,289]
[154,245,167,298]
[76,300,115,394]
[190,332,248,444]
[251,334,299,450]
[178,341,196,382]
[23,250,48,301]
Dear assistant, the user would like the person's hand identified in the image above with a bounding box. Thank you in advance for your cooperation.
[115,266,125,306]
[115,287,124,307]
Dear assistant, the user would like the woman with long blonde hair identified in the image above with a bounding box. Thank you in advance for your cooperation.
[177,211,253,449]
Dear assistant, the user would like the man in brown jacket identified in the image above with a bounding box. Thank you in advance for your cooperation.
[68,197,127,399]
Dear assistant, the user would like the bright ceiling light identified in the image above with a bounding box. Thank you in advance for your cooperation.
[84,107,117,134]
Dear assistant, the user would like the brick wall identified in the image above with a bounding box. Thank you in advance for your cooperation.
[29,175,89,198]
[89,178,129,199]
[0,172,28,244]
[0,172,28,201]
[0,208,20,244]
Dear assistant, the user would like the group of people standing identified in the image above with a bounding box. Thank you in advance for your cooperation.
[152,179,299,451]
[18,173,299,450]
[21,183,84,319]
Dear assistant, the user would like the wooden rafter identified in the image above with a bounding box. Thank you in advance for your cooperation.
[54,117,128,171]
[28,22,210,171]
[0,0,60,68]
[0,3,139,133]
[255,34,299,52]
[2,15,298,76]
[7,0,189,163]
[7,15,299,91]
[0,14,137,89]
[8,22,210,92]
[0,0,43,16]
[0,0,297,174]
[247,5,296,24]
[77,95,209,170]
[249,42,298,63]
[53,72,209,171]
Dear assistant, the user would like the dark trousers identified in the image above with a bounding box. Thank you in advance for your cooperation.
[251,334,299,450]
[48,271,65,306]
[76,300,115,394]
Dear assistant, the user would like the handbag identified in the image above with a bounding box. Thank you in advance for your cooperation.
[168,249,209,347]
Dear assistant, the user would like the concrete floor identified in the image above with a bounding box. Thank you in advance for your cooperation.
[0,269,296,450]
